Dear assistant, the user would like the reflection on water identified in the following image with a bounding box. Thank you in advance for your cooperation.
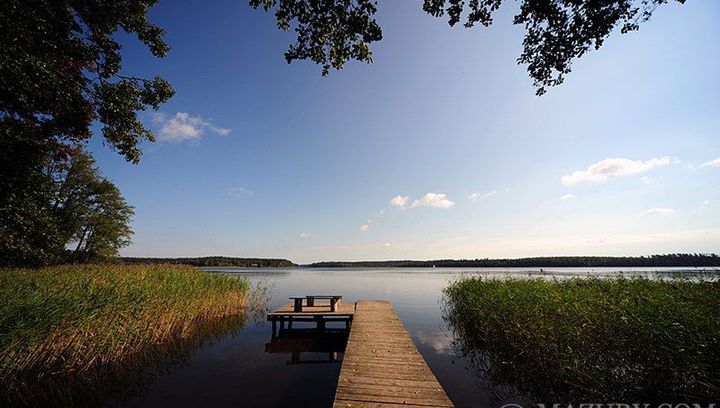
[117,267,719,408]
[11,312,254,408]
[265,329,348,365]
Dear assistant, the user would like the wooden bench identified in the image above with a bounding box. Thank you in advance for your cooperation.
[289,295,342,312]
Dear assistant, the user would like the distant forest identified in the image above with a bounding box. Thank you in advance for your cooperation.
[122,256,296,267]
[308,254,720,268]
[120,254,720,268]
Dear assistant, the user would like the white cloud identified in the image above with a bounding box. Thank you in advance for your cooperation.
[644,208,674,216]
[703,200,711,206]
[208,124,231,136]
[153,112,231,141]
[469,190,497,201]
[383,242,392,247]
[559,194,576,200]
[411,193,455,209]
[228,187,254,198]
[298,232,313,238]
[469,188,510,201]
[701,157,720,167]
[389,195,410,209]
[561,157,672,186]
[360,224,370,232]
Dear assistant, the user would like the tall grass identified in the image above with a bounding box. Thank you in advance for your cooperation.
[0,264,258,406]
[443,277,720,404]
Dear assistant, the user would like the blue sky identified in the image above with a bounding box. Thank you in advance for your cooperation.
[89,0,720,263]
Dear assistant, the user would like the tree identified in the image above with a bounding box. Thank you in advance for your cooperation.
[250,0,685,95]
[49,150,134,263]
[0,148,134,266]
[1,0,174,164]
[0,126,65,267]
[1,1,170,266]
[65,177,134,263]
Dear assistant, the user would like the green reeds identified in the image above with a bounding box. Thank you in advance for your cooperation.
[443,277,720,404]
[0,264,256,406]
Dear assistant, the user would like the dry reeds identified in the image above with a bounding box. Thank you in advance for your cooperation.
[0,264,256,406]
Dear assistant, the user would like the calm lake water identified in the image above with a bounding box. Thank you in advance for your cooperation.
[118,267,718,408]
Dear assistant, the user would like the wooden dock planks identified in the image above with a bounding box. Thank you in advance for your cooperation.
[333,301,454,408]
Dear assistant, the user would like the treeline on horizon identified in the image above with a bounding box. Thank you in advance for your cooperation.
[122,256,296,268]
[307,254,720,268]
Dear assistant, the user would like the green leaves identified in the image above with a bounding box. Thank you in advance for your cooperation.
[1,1,171,266]
[250,0,383,75]
[51,149,135,262]
[0,0,174,163]
[95,77,173,163]
[254,0,683,95]
[439,0,684,95]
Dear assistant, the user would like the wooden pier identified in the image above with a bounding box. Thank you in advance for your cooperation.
[267,299,454,407]
[333,301,453,407]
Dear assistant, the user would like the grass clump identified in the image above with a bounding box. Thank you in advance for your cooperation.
[443,277,720,404]
[0,264,255,406]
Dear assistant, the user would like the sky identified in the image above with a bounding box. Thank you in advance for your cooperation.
[89,0,720,264]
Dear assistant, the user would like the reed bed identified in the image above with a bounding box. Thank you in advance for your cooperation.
[443,277,720,404]
[0,264,256,406]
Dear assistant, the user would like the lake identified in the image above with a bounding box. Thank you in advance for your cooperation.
[118,267,719,408]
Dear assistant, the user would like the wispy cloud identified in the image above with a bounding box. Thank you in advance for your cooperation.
[469,190,496,201]
[228,187,254,198]
[561,157,672,186]
[469,187,510,201]
[703,200,711,206]
[389,195,410,209]
[153,112,231,141]
[368,193,454,234]
[644,208,674,216]
[701,157,720,167]
[559,193,576,200]
[411,193,455,209]
[299,232,313,239]
[383,242,392,247]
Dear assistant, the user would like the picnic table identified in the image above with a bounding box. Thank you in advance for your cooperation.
[289,295,343,312]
